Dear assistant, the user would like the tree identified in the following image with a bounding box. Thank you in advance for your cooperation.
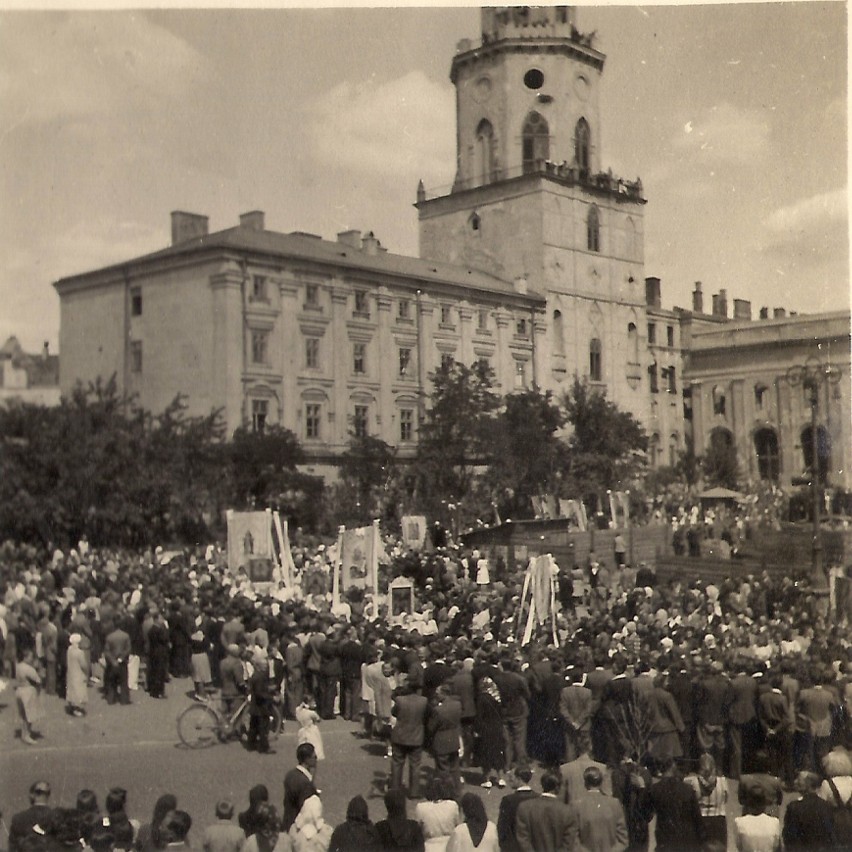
[413,360,501,522]
[703,433,741,489]
[334,434,397,526]
[483,386,567,519]
[560,377,647,502]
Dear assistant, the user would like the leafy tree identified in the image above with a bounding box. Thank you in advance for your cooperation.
[702,433,741,489]
[483,386,567,519]
[334,434,397,526]
[413,360,501,522]
[560,377,647,502]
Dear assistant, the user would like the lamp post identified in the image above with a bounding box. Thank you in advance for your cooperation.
[785,356,841,587]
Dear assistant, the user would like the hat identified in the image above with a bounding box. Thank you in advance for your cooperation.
[30,781,51,796]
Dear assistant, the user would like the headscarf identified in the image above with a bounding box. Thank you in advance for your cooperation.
[345,795,369,824]
[460,793,488,848]
[149,794,177,849]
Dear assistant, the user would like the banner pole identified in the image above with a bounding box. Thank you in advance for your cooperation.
[332,524,345,607]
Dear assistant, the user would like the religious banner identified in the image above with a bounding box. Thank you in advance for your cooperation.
[226,509,275,582]
[332,520,380,606]
[519,553,559,645]
[401,515,427,551]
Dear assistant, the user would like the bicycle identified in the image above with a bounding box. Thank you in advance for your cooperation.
[177,693,283,749]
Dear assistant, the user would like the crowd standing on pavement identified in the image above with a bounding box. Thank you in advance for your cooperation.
[2,524,852,851]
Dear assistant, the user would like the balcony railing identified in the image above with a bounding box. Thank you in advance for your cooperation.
[418,162,645,204]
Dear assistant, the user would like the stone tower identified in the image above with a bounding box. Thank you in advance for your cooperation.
[417,6,650,423]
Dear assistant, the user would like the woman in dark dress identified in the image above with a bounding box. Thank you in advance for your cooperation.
[473,676,506,788]
[147,612,170,699]
[375,789,424,852]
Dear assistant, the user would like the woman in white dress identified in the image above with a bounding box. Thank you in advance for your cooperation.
[15,647,44,744]
[415,777,460,852]
[66,633,89,716]
[446,794,498,852]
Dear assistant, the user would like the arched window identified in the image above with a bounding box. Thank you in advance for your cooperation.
[801,425,832,484]
[754,428,780,482]
[575,117,591,173]
[589,337,602,381]
[474,119,495,186]
[522,112,549,173]
[627,322,638,364]
[587,205,600,252]
[553,309,565,356]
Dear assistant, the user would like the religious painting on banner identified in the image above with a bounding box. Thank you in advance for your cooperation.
[340,525,374,588]
[401,515,427,551]
[226,510,275,580]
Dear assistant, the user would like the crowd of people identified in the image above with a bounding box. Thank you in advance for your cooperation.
[2,527,852,851]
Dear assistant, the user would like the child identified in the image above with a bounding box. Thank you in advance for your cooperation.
[295,700,325,759]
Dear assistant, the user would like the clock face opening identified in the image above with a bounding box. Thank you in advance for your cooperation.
[524,68,545,90]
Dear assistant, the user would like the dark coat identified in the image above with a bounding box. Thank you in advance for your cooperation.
[282,768,318,832]
[515,795,579,852]
[497,790,539,852]
[391,692,428,747]
[643,776,703,852]
[427,694,462,756]
[782,792,836,851]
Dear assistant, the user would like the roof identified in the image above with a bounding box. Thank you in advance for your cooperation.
[55,225,546,304]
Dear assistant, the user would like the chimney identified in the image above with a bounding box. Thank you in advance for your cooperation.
[733,299,752,321]
[361,231,380,255]
[171,211,209,246]
[716,288,728,318]
[692,281,704,313]
[239,210,265,231]
[645,277,662,309]
[514,275,528,295]
[773,307,786,319]
[337,229,361,249]
[759,307,769,320]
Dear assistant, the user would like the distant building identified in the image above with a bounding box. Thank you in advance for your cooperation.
[684,310,852,490]
[0,336,60,407]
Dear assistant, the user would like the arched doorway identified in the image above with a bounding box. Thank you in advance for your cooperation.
[753,428,780,481]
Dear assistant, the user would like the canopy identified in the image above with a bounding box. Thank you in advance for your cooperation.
[699,487,745,501]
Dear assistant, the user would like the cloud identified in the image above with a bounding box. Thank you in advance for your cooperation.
[0,12,209,129]
[306,70,455,188]
[763,188,847,236]
[671,101,770,164]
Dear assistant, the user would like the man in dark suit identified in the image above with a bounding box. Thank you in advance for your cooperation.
[560,667,592,763]
[103,618,132,705]
[282,743,319,831]
[642,758,703,852]
[515,771,579,852]
[421,641,453,703]
[797,672,838,771]
[247,655,275,754]
[8,780,54,852]
[600,656,635,765]
[219,644,246,718]
[694,660,730,772]
[758,674,793,786]
[427,684,462,797]
[497,767,538,852]
[318,626,341,719]
[782,770,837,851]
[337,626,364,722]
[568,766,628,852]
[390,684,428,798]
[448,661,476,767]
[725,662,758,779]
[495,658,531,774]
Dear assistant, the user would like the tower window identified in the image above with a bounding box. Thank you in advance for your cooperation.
[589,338,602,381]
[130,287,142,317]
[130,341,143,373]
[553,310,565,356]
[575,117,591,173]
[523,68,545,90]
[474,120,495,186]
[522,111,549,174]
[470,212,481,232]
[587,205,600,252]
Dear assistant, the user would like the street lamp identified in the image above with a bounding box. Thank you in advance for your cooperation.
[785,356,842,587]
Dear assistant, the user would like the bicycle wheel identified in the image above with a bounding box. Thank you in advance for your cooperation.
[268,704,283,742]
[177,703,221,749]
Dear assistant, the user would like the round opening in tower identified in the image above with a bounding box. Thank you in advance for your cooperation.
[523,68,545,90]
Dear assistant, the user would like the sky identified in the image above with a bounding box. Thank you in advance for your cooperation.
[0,2,848,353]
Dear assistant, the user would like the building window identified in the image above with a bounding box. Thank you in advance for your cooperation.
[130,341,142,373]
[305,283,319,306]
[553,310,565,356]
[252,275,267,302]
[587,205,600,252]
[477,356,491,372]
[354,290,369,317]
[474,119,495,185]
[305,337,320,369]
[712,385,726,416]
[647,322,656,344]
[575,117,591,174]
[522,112,549,174]
[470,212,481,232]
[667,366,676,394]
[441,353,455,371]
[305,403,321,439]
[666,325,675,347]
[754,428,780,482]
[478,309,488,331]
[251,330,269,365]
[754,383,768,410]
[353,342,366,374]
[648,363,658,393]
[627,322,638,363]
[130,287,142,317]
[515,360,528,388]
[400,409,414,442]
[398,299,410,319]
[251,399,268,434]
[515,318,528,337]
[441,304,453,325]
[589,338,602,381]
[353,405,369,438]
[399,347,411,377]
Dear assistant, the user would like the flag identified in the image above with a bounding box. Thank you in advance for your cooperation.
[401,515,427,551]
